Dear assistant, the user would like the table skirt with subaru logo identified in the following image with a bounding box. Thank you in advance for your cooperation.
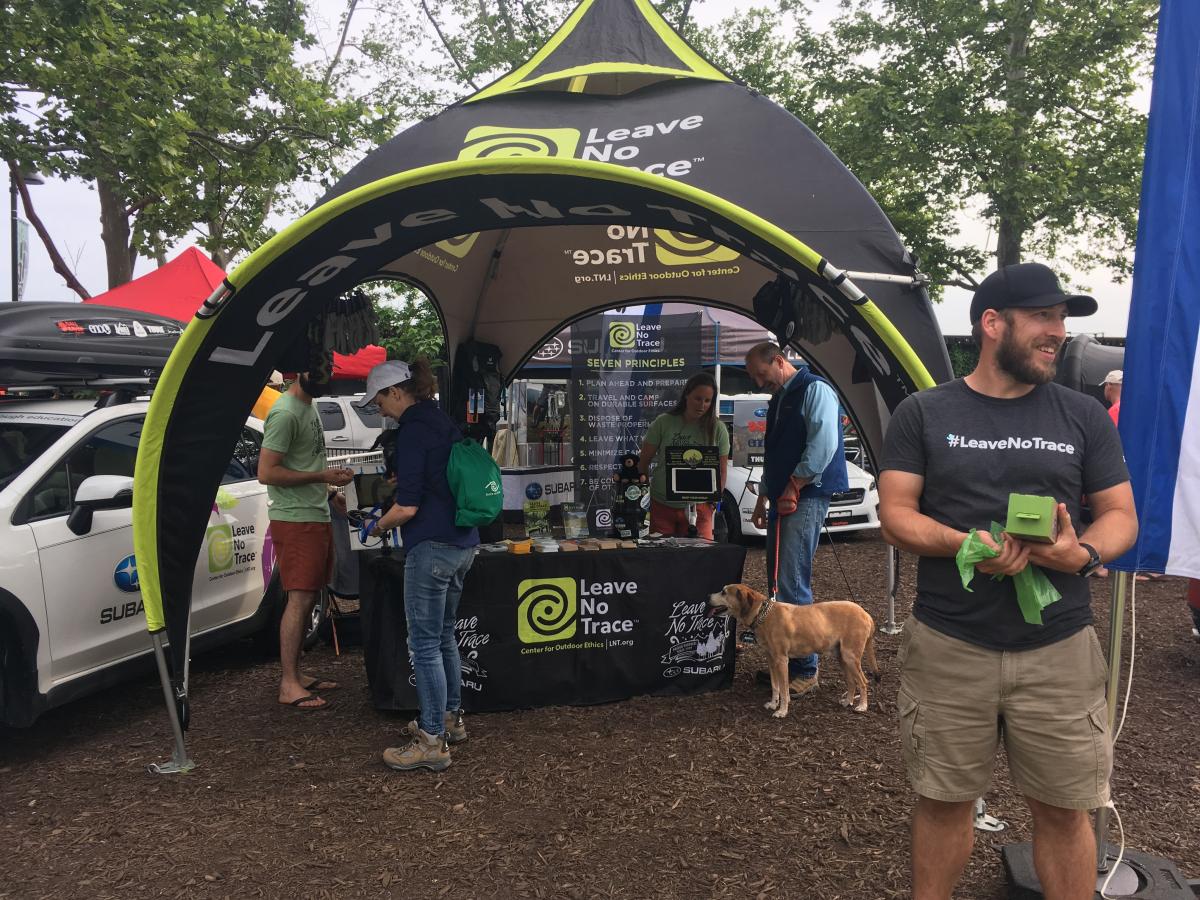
[359,544,746,712]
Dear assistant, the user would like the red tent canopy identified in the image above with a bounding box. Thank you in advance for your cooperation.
[83,247,225,322]
[84,247,385,379]
[332,344,386,379]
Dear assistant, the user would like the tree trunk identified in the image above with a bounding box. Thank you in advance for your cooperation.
[8,160,92,299]
[97,177,134,288]
[993,2,1038,270]
[996,217,1022,268]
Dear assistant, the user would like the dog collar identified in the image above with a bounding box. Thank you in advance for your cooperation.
[751,596,775,630]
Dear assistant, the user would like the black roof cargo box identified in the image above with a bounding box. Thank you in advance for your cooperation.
[0,302,184,386]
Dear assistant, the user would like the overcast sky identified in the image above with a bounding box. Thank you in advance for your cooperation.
[4,0,1142,337]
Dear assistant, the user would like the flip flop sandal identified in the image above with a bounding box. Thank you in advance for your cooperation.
[283,694,331,711]
[301,677,340,692]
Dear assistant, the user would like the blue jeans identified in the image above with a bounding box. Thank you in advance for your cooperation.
[766,495,830,679]
[404,540,476,736]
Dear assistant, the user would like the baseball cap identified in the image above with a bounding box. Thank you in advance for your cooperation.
[1103,370,1123,385]
[969,262,1098,324]
[356,360,413,407]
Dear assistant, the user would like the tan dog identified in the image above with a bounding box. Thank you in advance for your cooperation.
[708,583,880,717]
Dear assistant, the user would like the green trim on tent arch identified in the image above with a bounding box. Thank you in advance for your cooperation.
[133,155,935,630]
[133,311,218,633]
[465,0,730,102]
[223,155,934,387]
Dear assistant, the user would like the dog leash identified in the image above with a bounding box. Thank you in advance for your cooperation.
[741,514,782,646]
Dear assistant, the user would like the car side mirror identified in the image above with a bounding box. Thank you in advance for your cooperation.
[67,475,134,536]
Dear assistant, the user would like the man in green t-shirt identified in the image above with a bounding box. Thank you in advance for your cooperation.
[637,373,730,539]
[257,368,353,710]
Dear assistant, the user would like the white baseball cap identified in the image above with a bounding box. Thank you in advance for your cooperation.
[356,360,413,407]
[1103,369,1123,385]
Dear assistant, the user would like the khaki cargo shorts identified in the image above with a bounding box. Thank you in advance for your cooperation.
[897,617,1111,810]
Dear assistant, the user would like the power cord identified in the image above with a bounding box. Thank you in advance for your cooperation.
[1099,800,1126,900]
[820,524,856,597]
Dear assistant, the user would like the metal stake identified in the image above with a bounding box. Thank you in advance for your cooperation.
[146,631,195,775]
[880,543,903,634]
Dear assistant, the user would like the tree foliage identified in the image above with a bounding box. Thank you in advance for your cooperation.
[2,0,394,291]
[4,0,1156,302]
[816,0,1156,291]
[364,281,448,363]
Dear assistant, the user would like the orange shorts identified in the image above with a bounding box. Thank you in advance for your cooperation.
[270,520,335,593]
[649,499,715,540]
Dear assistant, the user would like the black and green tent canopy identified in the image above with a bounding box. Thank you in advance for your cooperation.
[134,0,952,681]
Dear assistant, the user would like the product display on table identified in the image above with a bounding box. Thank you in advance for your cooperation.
[611,453,649,539]
[664,444,721,503]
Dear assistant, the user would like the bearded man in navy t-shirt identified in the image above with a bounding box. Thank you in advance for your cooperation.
[879,263,1137,900]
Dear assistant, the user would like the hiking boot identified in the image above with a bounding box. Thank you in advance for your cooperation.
[403,710,467,745]
[788,674,820,697]
[382,728,450,772]
[755,671,820,696]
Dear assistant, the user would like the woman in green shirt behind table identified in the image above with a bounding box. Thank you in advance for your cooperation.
[637,372,730,539]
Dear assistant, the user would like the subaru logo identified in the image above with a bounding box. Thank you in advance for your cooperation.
[525,482,543,500]
[533,338,564,361]
[113,555,140,593]
[753,407,768,418]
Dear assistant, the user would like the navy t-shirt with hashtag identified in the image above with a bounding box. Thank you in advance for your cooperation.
[881,379,1129,650]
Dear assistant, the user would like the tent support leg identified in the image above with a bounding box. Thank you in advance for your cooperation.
[1095,570,1129,873]
[880,544,902,635]
[146,631,195,775]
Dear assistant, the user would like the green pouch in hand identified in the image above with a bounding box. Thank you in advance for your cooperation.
[1011,564,1061,625]
[955,522,1062,625]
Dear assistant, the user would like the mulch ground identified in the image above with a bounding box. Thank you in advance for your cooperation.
[2,533,1197,899]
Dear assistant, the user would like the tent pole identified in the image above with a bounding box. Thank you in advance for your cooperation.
[146,631,195,775]
[840,270,928,287]
[713,321,721,395]
[880,544,902,635]
[1095,570,1129,872]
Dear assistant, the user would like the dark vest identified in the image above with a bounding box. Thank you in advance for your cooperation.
[763,367,849,501]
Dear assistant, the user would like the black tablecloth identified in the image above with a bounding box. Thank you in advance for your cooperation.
[359,543,747,713]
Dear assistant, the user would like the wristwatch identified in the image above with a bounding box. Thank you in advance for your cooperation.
[1075,542,1103,578]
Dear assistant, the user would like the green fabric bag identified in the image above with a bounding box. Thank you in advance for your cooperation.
[956,521,1062,625]
[446,438,503,526]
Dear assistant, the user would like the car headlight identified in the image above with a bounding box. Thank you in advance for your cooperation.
[868,479,876,492]
[747,481,759,495]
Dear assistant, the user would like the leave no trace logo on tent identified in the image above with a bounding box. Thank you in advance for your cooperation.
[435,232,480,258]
[654,230,740,266]
[460,126,581,160]
[517,577,578,644]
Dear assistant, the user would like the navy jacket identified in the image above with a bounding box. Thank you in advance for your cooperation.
[392,400,478,549]
[764,367,849,501]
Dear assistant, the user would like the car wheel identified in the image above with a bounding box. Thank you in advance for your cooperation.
[720,492,744,544]
[0,638,7,725]
[0,630,32,728]
[251,573,327,654]
[302,589,329,651]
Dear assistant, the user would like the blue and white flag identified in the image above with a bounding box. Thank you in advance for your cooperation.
[1113,0,1200,578]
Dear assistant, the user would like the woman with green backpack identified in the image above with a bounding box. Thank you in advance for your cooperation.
[358,358,480,773]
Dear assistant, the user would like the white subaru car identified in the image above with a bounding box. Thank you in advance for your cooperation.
[717,394,879,542]
[719,458,880,542]
[0,395,300,727]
